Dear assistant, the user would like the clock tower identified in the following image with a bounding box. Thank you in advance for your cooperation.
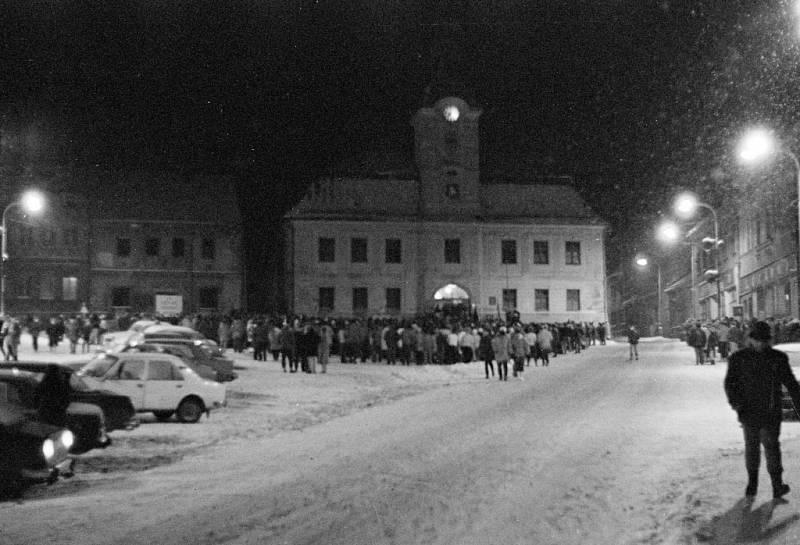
[412,97,481,217]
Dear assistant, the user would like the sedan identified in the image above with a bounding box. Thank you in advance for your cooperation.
[0,363,137,454]
[1,380,75,496]
[76,352,226,423]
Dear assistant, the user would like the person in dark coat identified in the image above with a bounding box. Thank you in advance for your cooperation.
[627,325,640,361]
[725,321,800,500]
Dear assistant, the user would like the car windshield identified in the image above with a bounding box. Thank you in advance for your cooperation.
[80,354,120,378]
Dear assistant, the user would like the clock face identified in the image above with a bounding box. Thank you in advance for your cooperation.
[443,105,460,122]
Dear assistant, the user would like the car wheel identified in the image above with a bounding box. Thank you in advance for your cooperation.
[152,411,174,422]
[176,398,203,423]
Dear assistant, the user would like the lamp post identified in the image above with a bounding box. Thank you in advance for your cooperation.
[1,190,46,316]
[675,193,722,320]
[635,255,663,335]
[657,220,698,322]
[738,127,800,318]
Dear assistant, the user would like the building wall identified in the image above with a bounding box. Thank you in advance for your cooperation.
[1,178,243,318]
[291,219,606,323]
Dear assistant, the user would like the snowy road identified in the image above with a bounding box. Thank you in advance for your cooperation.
[5,339,800,544]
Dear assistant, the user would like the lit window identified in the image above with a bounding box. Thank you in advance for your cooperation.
[62,277,78,301]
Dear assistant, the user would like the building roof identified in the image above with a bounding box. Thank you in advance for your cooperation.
[92,171,240,224]
[286,177,604,225]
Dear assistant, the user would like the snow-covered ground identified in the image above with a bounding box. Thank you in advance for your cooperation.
[3,336,800,544]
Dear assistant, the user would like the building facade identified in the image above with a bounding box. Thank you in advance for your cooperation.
[2,172,243,318]
[285,97,608,323]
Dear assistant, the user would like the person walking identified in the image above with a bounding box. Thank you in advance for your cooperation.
[687,322,706,365]
[509,325,530,380]
[318,320,334,373]
[478,328,494,379]
[537,325,553,367]
[627,325,640,361]
[724,321,800,500]
[491,327,510,381]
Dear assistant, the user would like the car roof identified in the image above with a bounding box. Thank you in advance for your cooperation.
[113,351,187,364]
[142,325,203,338]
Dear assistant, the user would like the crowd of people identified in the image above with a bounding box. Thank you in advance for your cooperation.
[681,316,800,366]
[0,309,611,378]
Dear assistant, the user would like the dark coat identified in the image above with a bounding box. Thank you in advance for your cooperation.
[725,346,800,426]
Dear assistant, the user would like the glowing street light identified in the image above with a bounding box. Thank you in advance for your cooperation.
[1,190,46,316]
[674,192,721,320]
[656,220,680,244]
[738,126,800,317]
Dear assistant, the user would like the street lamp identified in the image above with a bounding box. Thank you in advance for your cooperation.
[635,255,663,335]
[674,192,722,320]
[656,219,699,322]
[738,126,800,317]
[1,190,46,316]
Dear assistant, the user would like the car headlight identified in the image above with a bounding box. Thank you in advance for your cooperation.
[61,430,75,450]
[42,438,55,460]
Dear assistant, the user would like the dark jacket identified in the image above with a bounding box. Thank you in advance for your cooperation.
[725,346,800,426]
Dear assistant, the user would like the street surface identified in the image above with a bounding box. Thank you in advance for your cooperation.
[4,338,800,544]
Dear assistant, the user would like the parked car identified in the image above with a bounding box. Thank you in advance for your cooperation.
[76,352,226,423]
[122,340,237,382]
[769,343,800,420]
[0,362,139,454]
[102,322,204,352]
[100,320,160,350]
[1,372,76,496]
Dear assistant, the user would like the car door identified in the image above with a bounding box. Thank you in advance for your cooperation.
[101,357,146,410]
[142,358,185,411]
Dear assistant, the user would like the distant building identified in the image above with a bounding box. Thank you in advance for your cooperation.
[285,97,608,323]
[2,172,243,318]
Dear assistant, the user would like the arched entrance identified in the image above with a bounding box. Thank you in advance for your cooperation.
[432,283,475,323]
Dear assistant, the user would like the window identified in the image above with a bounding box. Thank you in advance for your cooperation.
[116,238,131,257]
[501,240,517,264]
[63,228,79,247]
[199,287,219,309]
[40,275,55,300]
[319,238,335,263]
[111,287,131,307]
[319,287,335,311]
[201,238,216,260]
[19,226,33,247]
[386,288,401,311]
[41,229,56,246]
[353,287,368,311]
[62,277,78,301]
[172,238,185,258]
[444,239,461,264]
[25,276,39,298]
[566,289,581,311]
[502,289,517,311]
[351,238,368,263]
[535,289,550,312]
[533,241,549,264]
[148,360,179,381]
[145,238,160,256]
[566,241,581,265]
[117,360,146,381]
[385,239,402,264]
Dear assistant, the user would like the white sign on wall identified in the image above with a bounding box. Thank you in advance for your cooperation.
[155,294,183,317]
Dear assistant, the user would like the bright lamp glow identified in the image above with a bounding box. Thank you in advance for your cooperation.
[739,127,775,164]
[657,221,680,243]
[42,438,55,460]
[20,190,45,214]
[635,257,649,267]
[675,193,699,217]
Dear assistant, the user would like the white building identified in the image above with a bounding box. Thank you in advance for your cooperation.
[285,97,608,323]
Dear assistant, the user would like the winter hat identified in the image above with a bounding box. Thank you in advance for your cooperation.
[749,321,772,342]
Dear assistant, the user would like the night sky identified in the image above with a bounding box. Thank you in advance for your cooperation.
[3,1,800,307]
